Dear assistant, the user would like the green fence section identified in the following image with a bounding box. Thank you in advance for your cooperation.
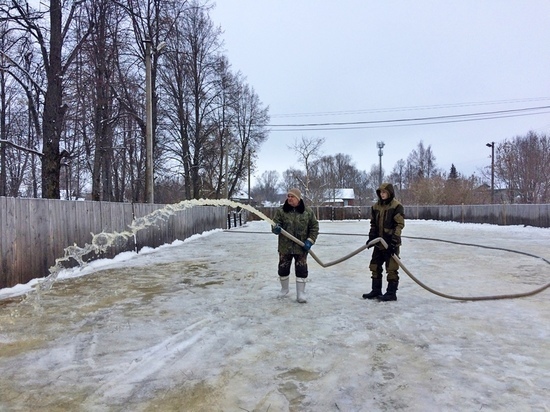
[0,197,227,289]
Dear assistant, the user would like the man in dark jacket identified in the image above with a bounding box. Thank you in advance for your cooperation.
[363,183,405,301]
[271,188,319,303]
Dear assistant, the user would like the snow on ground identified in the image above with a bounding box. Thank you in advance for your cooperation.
[0,219,549,412]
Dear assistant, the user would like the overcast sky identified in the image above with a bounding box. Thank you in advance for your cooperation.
[210,1,550,186]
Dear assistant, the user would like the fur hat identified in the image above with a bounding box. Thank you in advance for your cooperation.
[287,188,302,200]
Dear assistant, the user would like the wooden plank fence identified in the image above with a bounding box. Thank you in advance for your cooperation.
[2,198,548,290]
[254,204,550,228]
[0,197,228,289]
[405,203,550,227]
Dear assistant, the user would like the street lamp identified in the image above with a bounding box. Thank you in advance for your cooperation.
[377,141,385,187]
[486,142,495,204]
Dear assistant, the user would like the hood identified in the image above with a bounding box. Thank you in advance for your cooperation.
[376,183,396,203]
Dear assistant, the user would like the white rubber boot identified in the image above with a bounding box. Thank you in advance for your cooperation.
[296,279,307,303]
[278,276,290,298]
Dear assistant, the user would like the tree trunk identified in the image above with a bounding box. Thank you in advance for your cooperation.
[41,0,64,199]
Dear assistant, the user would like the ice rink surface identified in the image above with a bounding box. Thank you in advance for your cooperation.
[1,219,549,411]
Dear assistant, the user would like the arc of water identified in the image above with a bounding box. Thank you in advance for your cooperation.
[38,199,273,293]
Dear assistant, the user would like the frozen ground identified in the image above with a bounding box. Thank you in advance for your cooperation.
[0,219,549,412]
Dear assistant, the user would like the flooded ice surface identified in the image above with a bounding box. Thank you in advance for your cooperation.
[0,220,549,411]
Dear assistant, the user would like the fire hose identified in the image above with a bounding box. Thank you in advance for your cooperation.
[276,228,550,302]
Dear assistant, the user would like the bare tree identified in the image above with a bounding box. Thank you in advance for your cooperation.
[1,14,44,197]
[306,153,361,206]
[309,155,335,205]
[442,168,482,205]
[81,0,121,200]
[1,0,93,198]
[406,140,438,181]
[183,3,222,199]
[226,82,269,198]
[281,168,303,193]
[353,169,373,206]
[288,135,324,200]
[389,159,405,192]
[207,57,238,199]
[1,0,274,203]
[251,170,280,204]
[159,2,222,199]
[159,3,269,201]
[496,131,550,203]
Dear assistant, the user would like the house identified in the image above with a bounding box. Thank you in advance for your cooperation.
[323,188,355,206]
[230,190,254,205]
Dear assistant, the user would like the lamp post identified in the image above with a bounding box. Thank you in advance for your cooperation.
[486,142,495,204]
[377,141,385,187]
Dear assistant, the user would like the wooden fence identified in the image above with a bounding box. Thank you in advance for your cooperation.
[3,199,548,290]
[0,197,228,289]
[405,203,550,227]
[254,204,550,228]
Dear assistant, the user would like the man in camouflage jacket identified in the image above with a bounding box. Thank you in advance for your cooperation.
[271,188,319,303]
[362,182,405,301]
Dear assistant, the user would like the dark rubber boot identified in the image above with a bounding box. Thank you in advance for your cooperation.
[362,278,383,299]
[378,281,398,301]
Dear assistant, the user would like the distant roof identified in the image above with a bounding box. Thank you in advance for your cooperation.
[231,190,252,200]
[324,188,355,200]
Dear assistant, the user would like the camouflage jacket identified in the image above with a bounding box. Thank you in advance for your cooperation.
[273,200,319,255]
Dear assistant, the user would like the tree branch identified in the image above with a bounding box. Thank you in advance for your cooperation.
[0,139,43,157]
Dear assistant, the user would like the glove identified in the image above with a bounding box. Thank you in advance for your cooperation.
[366,234,377,248]
[388,235,401,253]
[302,239,313,252]
[272,224,282,235]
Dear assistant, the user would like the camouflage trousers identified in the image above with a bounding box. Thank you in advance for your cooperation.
[369,247,400,282]
[278,253,309,279]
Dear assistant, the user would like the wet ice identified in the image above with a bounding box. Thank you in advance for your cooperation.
[0,219,549,411]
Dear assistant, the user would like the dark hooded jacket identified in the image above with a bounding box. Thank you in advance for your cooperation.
[369,183,405,247]
[273,199,319,255]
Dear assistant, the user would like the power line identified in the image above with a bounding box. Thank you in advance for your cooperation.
[267,105,550,131]
[270,110,550,132]
[269,97,550,118]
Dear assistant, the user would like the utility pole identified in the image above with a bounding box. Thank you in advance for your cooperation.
[225,148,229,199]
[144,40,165,204]
[247,149,251,204]
[144,40,154,204]
[377,141,385,187]
[0,51,6,196]
[486,142,495,204]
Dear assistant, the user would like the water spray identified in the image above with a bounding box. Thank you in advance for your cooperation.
[37,199,270,293]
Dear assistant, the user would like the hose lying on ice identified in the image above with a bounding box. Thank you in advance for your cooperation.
[226,228,549,301]
[280,229,550,301]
